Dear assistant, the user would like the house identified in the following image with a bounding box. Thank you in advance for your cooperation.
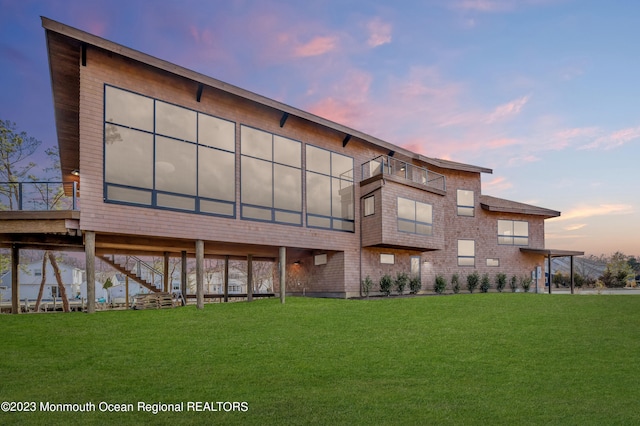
[0,17,584,313]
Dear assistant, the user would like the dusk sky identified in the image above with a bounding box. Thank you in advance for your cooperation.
[0,0,638,256]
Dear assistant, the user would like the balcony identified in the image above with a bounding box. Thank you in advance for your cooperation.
[360,156,446,192]
[0,181,79,211]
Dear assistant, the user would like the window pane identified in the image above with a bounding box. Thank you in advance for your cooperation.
[333,219,354,232]
[416,223,432,236]
[156,101,196,142]
[306,145,330,174]
[457,189,474,206]
[307,215,331,228]
[198,114,235,151]
[105,124,153,189]
[498,236,513,245]
[332,178,354,219]
[107,185,151,205]
[275,210,301,225]
[198,147,234,201]
[487,258,500,267]
[242,205,272,221]
[380,254,394,264]
[314,254,327,266]
[416,202,432,224]
[458,206,474,217]
[398,220,415,233]
[397,197,415,221]
[458,257,475,267]
[498,220,513,236]
[274,164,301,211]
[200,199,234,216]
[331,152,353,180]
[155,136,196,195]
[514,237,529,246]
[241,156,272,207]
[157,193,195,211]
[514,221,529,237]
[306,172,331,216]
[458,240,475,257]
[364,196,374,216]
[241,126,272,160]
[273,135,301,167]
[105,86,153,131]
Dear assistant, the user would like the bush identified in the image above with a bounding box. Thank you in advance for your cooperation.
[409,276,422,294]
[395,272,409,295]
[480,273,491,293]
[509,275,518,292]
[466,271,480,293]
[495,273,507,293]
[434,275,447,294]
[520,276,532,293]
[379,274,393,296]
[362,276,374,298]
[451,274,460,294]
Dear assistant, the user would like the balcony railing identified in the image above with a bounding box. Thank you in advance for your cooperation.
[0,181,79,211]
[361,156,446,192]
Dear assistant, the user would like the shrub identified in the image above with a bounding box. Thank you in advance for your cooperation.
[362,276,374,298]
[466,271,480,293]
[434,275,447,294]
[409,276,422,294]
[379,274,393,296]
[480,273,491,293]
[509,275,518,292]
[520,276,532,293]
[395,272,409,295]
[451,274,461,294]
[495,273,507,293]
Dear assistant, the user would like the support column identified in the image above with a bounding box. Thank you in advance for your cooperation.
[85,231,96,313]
[247,254,253,302]
[11,244,19,315]
[570,256,575,295]
[279,246,286,304]
[224,255,229,303]
[125,275,129,309]
[181,251,187,305]
[163,252,170,293]
[548,253,552,295]
[196,240,204,310]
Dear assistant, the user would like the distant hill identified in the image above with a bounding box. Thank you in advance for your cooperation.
[551,257,606,279]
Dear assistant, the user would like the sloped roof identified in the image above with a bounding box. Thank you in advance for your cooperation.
[479,195,561,218]
[42,17,491,177]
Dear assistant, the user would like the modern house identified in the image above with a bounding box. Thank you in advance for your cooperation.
[0,17,583,313]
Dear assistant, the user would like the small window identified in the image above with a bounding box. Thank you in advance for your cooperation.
[364,195,375,217]
[314,254,327,266]
[457,189,474,217]
[486,258,500,267]
[457,240,475,266]
[380,254,395,265]
[34,269,42,277]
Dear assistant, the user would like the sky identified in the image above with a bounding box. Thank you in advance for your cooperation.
[0,0,638,256]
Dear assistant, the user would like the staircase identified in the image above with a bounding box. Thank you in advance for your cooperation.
[98,255,163,293]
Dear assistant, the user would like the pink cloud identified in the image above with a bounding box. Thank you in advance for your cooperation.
[293,36,340,57]
[367,18,392,47]
[454,0,515,12]
[487,138,519,149]
[483,176,513,193]
[551,204,634,222]
[507,154,540,166]
[581,126,640,150]
[486,95,530,123]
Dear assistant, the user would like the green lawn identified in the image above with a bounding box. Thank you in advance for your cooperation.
[1,294,639,425]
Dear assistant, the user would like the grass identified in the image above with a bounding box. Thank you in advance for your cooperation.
[1,294,639,425]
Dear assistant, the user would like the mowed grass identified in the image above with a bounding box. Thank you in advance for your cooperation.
[1,294,639,425]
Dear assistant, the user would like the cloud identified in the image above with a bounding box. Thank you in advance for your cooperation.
[580,126,640,150]
[486,95,530,123]
[552,204,634,222]
[483,176,513,192]
[564,223,587,231]
[454,0,516,12]
[293,36,340,57]
[367,18,392,47]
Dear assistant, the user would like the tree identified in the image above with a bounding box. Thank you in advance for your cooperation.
[600,252,635,288]
[0,120,42,209]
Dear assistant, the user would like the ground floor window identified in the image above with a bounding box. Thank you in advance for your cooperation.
[380,254,395,264]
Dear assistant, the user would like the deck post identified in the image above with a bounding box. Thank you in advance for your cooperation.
[196,240,204,309]
[85,231,96,313]
[163,252,169,293]
[224,255,229,303]
[570,256,575,295]
[11,244,19,314]
[548,253,552,295]
[279,246,286,304]
[181,251,187,304]
[247,254,253,302]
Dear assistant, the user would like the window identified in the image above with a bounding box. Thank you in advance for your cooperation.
[486,258,500,267]
[103,85,236,217]
[458,240,475,266]
[306,145,354,232]
[314,254,327,266]
[34,269,42,277]
[51,286,61,298]
[241,126,302,225]
[364,196,375,217]
[457,189,474,216]
[397,197,433,235]
[380,254,395,264]
[498,220,529,245]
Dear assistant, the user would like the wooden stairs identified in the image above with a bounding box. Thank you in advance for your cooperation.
[98,255,162,293]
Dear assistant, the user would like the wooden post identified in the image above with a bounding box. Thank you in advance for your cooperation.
[181,251,187,304]
[547,253,552,295]
[570,256,575,295]
[11,244,19,314]
[125,275,129,309]
[85,231,96,313]
[279,246,286,304]
[163,252,170,293]
[196,240,204,309]
[224,255,229,303]
[247,254,253,302]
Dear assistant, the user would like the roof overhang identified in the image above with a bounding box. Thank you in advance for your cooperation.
[480,195,561,218]
[42,16,491,175]
[520,248,585,257]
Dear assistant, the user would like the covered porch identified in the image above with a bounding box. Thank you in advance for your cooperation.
[520,248,585,294]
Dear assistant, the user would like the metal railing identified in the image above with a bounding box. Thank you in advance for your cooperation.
[0,181,79,211]
[360,156,446,191]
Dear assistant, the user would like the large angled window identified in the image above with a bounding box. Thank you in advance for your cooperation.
[240,126,302,225]
[104,85,236,217]
[306,145,354,232]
